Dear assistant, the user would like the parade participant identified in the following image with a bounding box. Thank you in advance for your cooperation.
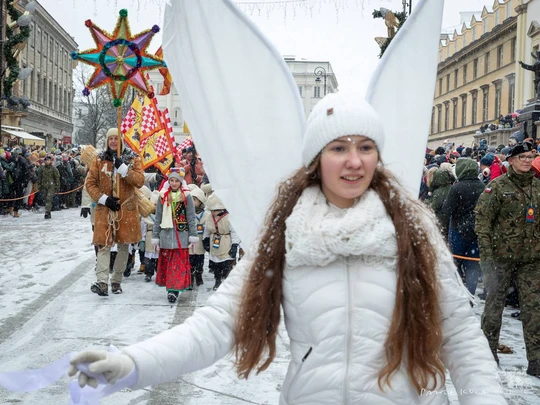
[37,155,60,219]
[85,128,144,296]
[0,148,15,216]
[188,186,209,287]
[203,193,240,290]
[439,158,484,295]
[152,169,198,303]
[181,146,206,186]
[70,94,506,403]
[8,148,29,218]
[141,190,160,283]
[475,141,540,376]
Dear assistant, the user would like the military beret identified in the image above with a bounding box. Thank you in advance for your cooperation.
[507,141,534,158]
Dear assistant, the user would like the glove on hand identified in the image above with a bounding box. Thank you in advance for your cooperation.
[151,238,160,252]
[229,243,238,259]
[203,238,210,252]
[80,207,91,218]
[68,350,135,388]
[113,156,125,169]
[105,196,121,212]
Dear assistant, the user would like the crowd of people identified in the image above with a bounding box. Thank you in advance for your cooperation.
[422,136,540,377]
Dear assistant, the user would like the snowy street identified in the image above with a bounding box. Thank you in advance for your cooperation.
[0,208,539,404]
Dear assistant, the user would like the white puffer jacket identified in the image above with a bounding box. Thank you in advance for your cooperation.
[123,187,507,405]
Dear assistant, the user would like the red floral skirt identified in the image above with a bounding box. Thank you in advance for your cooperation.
[156,248,191,292]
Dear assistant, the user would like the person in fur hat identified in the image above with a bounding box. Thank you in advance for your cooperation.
[188,185,210,287]
[85,128,144,296]
[202,193,241,291]
[152,168,198,302]
[70,94,506,403]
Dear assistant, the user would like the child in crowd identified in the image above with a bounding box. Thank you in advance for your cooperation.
[188,186,209,288]
[152,169,198,303]
[203,194,240,291]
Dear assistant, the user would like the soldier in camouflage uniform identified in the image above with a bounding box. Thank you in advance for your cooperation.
[475,141,540,377]
[37,155,60,219]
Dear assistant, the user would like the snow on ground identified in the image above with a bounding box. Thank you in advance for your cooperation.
[0,207,539,404]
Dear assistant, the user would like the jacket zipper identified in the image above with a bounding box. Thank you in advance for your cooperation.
[285,346,312,404]
[343,262,352,405]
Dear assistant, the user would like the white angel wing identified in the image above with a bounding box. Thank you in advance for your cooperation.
[163,0,305,248]
[366,0,445,196]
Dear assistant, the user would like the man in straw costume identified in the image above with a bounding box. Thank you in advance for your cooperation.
[85,128,144,296]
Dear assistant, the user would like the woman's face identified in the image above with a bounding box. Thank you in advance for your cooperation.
[169,177,181,191]
[319,135,379,208]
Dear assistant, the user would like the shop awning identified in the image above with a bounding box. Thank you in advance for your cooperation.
[1,126,46,146]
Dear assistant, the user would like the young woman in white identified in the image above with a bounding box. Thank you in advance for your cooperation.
[69,94,506,405]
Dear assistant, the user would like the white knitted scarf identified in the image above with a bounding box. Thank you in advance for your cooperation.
[285,186,398,268]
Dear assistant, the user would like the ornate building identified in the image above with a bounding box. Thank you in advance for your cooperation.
[18,0,78,147]
[429,0,518,148]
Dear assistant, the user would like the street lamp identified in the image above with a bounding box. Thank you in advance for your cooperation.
[314,66,327,97]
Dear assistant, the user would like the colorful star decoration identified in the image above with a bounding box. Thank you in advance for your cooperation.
[71,9,165,107]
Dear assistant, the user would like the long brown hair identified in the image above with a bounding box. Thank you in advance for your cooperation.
[233,156,445,394]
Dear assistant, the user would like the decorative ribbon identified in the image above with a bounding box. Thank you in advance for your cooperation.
[0,346,138,404]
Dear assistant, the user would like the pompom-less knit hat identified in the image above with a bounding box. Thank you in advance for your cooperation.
[301,93,385,167]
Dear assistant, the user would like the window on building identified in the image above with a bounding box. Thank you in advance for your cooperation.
[64,89,68,114]
[67,91,72,116]
[511,38,516,62]
[484,53,490,74]
[431,108,435,134]
[452,99,458,129]
[30,70,34,100]
[298,86,303,97]
[483,19,488,34]
[472,92,478,124]
[314,86,321,98]
[497,45,504,68]
[49,38,53,59]
[43,77,47,105]
[58,88,62,114]
[446,74,450,92]
[495,84,502,118]
[506,1,512,18]
[29,23,35,47]
[473,58,478,79]
[43,33,48,58]
[439,78,443,95]
[462,35,466,48]
[508,83,515,113]
[155,82,163,94]
[495,10,500,25]
[472,26,476,41]
[444,103,449,130]
[454,70,458,89]
[436,106,441,132]
[49,80,53,107]
[53,83,57,110]
[461,96,467,127]
[463,64,468,84]
[482,88,489,122]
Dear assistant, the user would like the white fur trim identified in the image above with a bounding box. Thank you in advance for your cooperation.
[116,163,129,177]
[98,194,109,205]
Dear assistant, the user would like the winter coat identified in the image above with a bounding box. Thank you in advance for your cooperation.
[475,166,540,263]
[190,208,210,255]
[85,152,144,246]
[142,216,155,253]
[203,211,241,262]
[182,158,205,186]
[38,164,60,191]
[439,158,484,239]
[9,156,28,185]
[0,158,13,196]
[428,170,452,221]
[123,187,505,405]
[153,189,198,249]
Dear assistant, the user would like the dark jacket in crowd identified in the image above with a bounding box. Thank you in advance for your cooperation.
[428,169,452,220]
[439,158,484,238]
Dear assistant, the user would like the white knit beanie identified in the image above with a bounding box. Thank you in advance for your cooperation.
[301,93,385,166]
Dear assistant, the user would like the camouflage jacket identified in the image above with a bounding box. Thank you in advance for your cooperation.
[38,164,60,191]
[475,166,540,263]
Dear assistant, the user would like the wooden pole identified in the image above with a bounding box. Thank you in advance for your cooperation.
[117,106,122,198]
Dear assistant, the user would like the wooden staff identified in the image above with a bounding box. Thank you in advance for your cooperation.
[117,106,122,198]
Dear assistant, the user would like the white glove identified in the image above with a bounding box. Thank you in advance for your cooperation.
[151,238,160,252]
[68,350,135,388]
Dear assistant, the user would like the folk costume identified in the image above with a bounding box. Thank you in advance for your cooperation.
[85,128,144,296]
[188,186,209,287]
[203,193,241,290]
[153,171,198,302]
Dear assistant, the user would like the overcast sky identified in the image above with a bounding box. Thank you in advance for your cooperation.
[40,0,493,94]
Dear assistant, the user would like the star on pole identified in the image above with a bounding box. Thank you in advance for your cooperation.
[71,9,165,106]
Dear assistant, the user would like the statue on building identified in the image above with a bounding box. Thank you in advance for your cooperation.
[519,50,540,100]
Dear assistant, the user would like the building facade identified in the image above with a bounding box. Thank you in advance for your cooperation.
[147,56,339,144]
[284,57,338,117]
[515,0,540,107]
[429,0,518,148]
[18,0,78,147]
